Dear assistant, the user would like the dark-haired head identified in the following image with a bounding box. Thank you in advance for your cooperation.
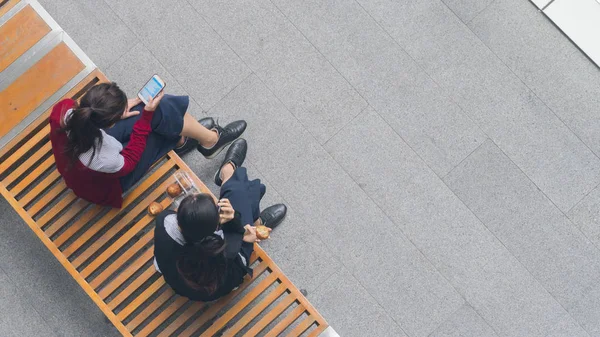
[62,82,127,166]
[176,194,227,294]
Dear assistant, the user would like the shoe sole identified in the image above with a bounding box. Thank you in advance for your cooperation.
[202,140,234,159]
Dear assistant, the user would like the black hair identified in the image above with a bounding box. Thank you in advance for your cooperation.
[176,194,227,294]
[61,82,127,166]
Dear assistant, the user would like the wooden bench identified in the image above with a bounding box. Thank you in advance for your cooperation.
[0,2,333,336]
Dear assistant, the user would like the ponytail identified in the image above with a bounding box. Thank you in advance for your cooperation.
[60,82,127,167]
[176,235,227,294]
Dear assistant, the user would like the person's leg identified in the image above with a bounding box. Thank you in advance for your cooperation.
[220,167,262,227]
[180,113,218,148]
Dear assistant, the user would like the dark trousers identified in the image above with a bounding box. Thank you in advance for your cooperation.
[220,167,266,262]
[105,94,189,191]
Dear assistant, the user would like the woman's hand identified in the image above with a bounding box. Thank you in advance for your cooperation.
[243,225,260,243]
[217,198,235,224]
[144,90,164,112]
[122,97,142,119]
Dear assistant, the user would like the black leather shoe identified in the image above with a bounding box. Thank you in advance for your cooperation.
[258,204,287,230]
[198,120,247,159]
[214,138,247,186]
[174,117,214,156]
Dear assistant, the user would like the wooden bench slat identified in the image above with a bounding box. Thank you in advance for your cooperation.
[118,277,165,320]
[98,248,154,299]
[79,199,166,276]
[0,125,49,175]
[47,204,101,239]
[242,292,297,337]
[136,297,188,337]
[26,179,66,217]
[307,323,327,337]
[37,191,77,227]
[286,315,315,337]
[107,265,156,310]
[156,301,207,337]
[43,198,89,235]
[0,42,84,137]
[68,179,172,263]
[178,259,270,337]
[200,273,279,337]
[222,283,288,337]
[2,141,51,186]
[126,288,175,331]
[86,230,153,284]
[264,305,305,337]
[0,5,51,72]
[18,169,61,207]
[8,150,53,195]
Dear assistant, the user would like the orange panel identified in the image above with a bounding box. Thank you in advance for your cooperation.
[0,42,84,137]
[0,5,51,72]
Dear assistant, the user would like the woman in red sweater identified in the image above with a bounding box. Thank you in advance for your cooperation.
[50,82,246,208]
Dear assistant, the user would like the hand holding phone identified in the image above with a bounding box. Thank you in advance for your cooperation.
[138,74,166,105]
[144,91,164,111]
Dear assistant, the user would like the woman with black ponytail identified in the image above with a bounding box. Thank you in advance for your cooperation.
[153,139,287,301]
[49,82,247,208]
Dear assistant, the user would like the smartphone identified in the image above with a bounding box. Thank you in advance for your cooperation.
[138,74,166,105]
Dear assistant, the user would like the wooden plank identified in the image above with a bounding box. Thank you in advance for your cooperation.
[65,161,176,261]
[178,261,271,337]
[86,230,153,284]
[19,169,60,207]
[26,179,66,217]
[243,293,298,337]
[0,69,107,161]
[286,315,315,337]
[47,203,101,239]
[2,141,51,186]
[98,248,154,300]
[37,191,77,227]
[264,305,306,337]
[0,184,133,336]
[200,273,279,337]
[67,183,167,263]
[136,297,188,337]
[107,265,156,310]
[79,198,169,276]
[9,154,53,194]
[0,5,51,72]
[222,283,288,337]
[157,302,207,337]
[0,42,85,137]
[125,288,174,331]
[0,125,49,177]
[43,198,88,235]
[306,324,327,337]
[117,277,165,320]
[0,0,20,17]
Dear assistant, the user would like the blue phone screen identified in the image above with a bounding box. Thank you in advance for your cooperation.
[140,77,164,101]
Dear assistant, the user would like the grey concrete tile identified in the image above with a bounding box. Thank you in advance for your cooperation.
[444,140,600,313]
[568,186,600,250]
[0,268,55,337]
[310,267,408,337]
[38,0,138,70]
[567,283,600,337]
[189,0,367,145]
[544,314,592,337]
[323,109,578,337]
[208,75,463,337]
[104,42,204,120]
[272,0,485,176]
[439,0,495,23]
[356,0,600,212]
[430,304,498,337]
[104,0,250,110]
[0,198,120,337]
[469,0,600,159]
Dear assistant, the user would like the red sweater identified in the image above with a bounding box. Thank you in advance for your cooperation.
[50,99,154,208]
